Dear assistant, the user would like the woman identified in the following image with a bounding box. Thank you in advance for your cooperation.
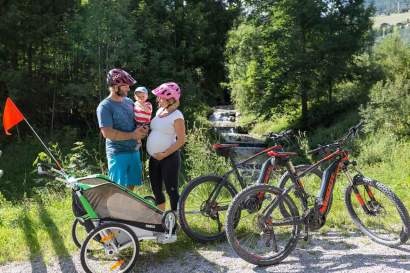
[146,82,186,211]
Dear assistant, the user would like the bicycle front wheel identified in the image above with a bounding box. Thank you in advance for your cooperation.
[178,175,237,242]
[345,176,410,246]
[226,184,301,266]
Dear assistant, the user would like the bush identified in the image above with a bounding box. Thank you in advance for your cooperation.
[183,126,230,182]
[361,77,410,136]
[356,130,400,165]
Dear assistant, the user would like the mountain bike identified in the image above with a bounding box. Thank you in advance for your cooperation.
[178,130,322,242]
[225,122,410,266]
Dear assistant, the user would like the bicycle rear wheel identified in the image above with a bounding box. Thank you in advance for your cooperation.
[345,176,410,246]
[80,223,139,273]
[226,184,301,266]
[178,175,237,242]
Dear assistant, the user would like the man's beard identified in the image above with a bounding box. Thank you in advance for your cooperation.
[115,88,127,97]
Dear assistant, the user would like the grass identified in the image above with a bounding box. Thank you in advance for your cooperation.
[0,194,75,264]
[249,115,292,136]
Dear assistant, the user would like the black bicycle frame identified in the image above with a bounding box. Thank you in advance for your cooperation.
[206,145,283,207]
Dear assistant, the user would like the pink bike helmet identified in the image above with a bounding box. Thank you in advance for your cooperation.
[106,68,136,86]
[152,82,181,101]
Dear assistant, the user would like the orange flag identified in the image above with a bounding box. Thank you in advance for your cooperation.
[3,97,25,135]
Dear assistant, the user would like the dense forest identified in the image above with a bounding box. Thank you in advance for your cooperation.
[0,0,240,139]
[1,0,409,189]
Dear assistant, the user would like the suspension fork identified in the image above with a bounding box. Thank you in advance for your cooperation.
[260,183,296,221]
[229,155,246,188]
[344,171,374,215]
[286,160,309,207]
[260,160,310,224]
[254,158,275,202]
[205,175,233,207]
[256,157,276,185]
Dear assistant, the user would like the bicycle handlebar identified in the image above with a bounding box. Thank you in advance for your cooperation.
[308,121,364,155]
[266,129,293,141]
[37,163,74,186]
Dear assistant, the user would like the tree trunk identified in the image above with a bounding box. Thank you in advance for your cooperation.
[328,78,333,104]
[27,43,33,80]
[51,88,56,137]
[174,0,184,70]
[301,80,308,126]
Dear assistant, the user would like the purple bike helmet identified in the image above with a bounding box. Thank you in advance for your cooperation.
[106,68,136,86]
[152,82,181,101]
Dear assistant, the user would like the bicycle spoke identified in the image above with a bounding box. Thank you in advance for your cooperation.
[184,210,202,215]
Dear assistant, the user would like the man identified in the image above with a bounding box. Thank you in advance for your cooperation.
[96,68,148,190]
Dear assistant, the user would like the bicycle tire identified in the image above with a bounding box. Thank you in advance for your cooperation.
[226,184,301,266]
[80,222,139,273]
[72,218,86,249]
[177,175,237,242]
[345,176,410,246]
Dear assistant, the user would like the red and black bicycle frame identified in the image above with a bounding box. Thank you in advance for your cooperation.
[262,147,378,226]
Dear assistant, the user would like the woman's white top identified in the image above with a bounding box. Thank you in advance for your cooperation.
[146,108,184,156]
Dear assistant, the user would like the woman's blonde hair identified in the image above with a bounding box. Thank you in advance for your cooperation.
[157,97,179,113]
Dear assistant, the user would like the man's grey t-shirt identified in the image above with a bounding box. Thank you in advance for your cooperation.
[96,97,137,157]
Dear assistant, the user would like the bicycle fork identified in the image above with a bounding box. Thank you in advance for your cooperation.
[346,171,379,216]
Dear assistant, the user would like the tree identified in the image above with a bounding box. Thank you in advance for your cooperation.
[226,0,373,126]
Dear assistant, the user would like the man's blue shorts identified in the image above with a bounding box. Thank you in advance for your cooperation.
[107,151,142,187]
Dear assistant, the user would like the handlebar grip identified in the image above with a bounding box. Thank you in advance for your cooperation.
[37,164,55,178]
[356,121,364,128]
[268,129,294,140]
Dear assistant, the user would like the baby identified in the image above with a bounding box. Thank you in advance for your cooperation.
[134,86,152,149]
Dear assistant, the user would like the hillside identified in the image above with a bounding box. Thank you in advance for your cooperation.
[372,10,410,28]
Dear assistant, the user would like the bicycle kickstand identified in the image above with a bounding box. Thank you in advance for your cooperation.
[303,224,309,241]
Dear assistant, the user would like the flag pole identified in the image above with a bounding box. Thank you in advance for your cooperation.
[23,118,67,176]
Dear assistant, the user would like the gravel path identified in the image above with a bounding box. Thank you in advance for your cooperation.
[1,231,410,273]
